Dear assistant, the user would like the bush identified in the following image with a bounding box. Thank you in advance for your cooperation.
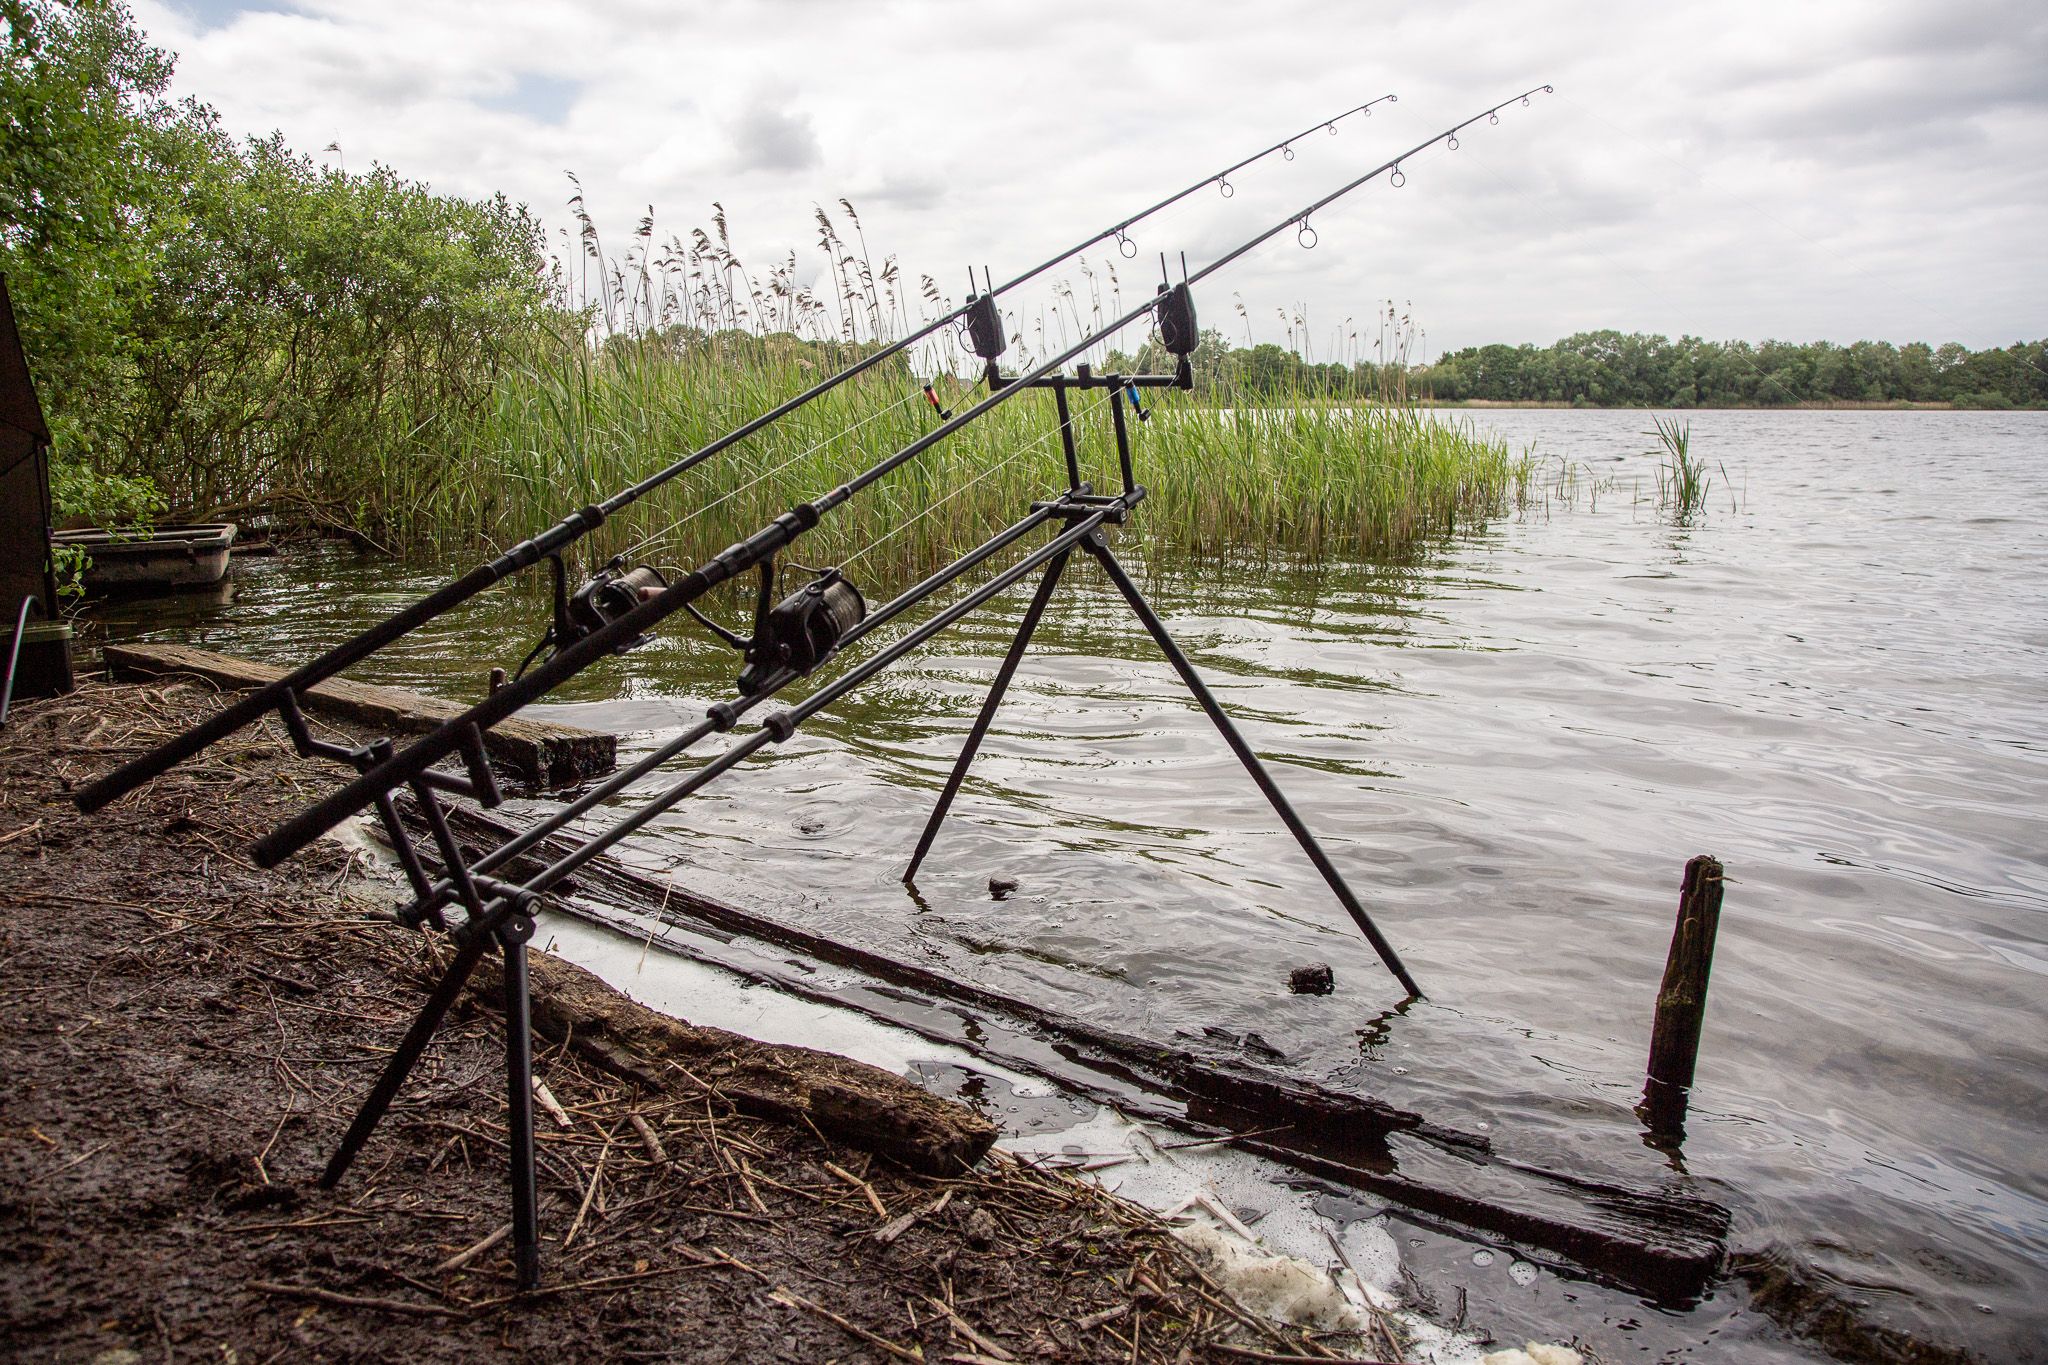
[1951,390,2013,411]
[3,0,553,540]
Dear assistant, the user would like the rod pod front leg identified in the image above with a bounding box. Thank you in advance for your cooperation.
[319,893,547,1289]
[903,548,1074,882]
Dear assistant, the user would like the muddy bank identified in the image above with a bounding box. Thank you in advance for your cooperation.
[0,681,1402,1363]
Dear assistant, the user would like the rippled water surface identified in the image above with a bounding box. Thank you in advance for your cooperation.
[99,409,2047,1360]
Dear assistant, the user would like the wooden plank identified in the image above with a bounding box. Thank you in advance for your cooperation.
[104,641,614,789]
[397,797,1732,1303]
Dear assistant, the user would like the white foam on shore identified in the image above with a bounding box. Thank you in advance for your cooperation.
[535,909,1056,1097]
[1002,1107,1516,1362]
[340,829,1571,1362]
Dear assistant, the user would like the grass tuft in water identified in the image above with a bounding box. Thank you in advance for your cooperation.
[1649,415,1709,521]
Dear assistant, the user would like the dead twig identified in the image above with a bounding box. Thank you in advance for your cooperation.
[826,1159,890,1220]
[770,1286,925,1363]
[434,1222,512,1274]
[926,1295,1016,1361]
[247,1280,462,1319]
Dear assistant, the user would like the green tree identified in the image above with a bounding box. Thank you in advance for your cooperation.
[0,0,201,518]
[119,131,551,533]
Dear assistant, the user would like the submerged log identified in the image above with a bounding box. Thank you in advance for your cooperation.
[466,948,996,1176]
[105,641,614,788]
[395,799,1731,1302]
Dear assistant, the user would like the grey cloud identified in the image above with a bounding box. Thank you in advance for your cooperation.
[731,99,822,173]
[861,176,946,212]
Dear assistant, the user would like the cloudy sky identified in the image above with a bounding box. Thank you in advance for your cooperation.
[134,0,2046,358]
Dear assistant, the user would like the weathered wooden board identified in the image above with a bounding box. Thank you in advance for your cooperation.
[105,641,614,789]
[397,798,1733,1303]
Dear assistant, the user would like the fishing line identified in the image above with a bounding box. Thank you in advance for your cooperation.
[840,388,1122,570]
[941,100,1398,377]
[625,385,930,560]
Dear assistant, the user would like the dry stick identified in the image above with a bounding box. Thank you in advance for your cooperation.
[1210,1346,1383,1364]
[734,1156,770,1214]
[435,1222,513,1274]
[247,1281,462,1319]
[673,1201,773,1224]
[1158,1123,1295,1152]
[561,1129,616,1250]
[48,1141,110,1176]
[532,1077,574,1128]
[875,1189,953,1246]
[1166,1251,1341,1362]
[925,1296,1016,1362]
[467,1264,697,1310]
[770,1286,925,1364]
[826,1159,890,1220]
[628,1111,668,1165]
[1322,1227,1405,1364]
[1075,1302,1131,1331]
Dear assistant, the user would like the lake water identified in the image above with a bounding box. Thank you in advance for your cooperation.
[96,408,2047,1362]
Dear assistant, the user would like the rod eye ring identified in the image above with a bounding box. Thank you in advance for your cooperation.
[1216,176,1234,198]
[1447,133,1460,151]
[1297,219,1318,250]
[1116,230,1137,259]
[1390,165,1406,189]
[1490,111,1500,125]
[1327,120,1340,132]
[1283,144,1295,161]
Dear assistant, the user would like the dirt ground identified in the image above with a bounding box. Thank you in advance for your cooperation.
[0,680,1398,1363]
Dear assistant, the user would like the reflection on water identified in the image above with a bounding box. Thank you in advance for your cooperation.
[93,408,2048,1362]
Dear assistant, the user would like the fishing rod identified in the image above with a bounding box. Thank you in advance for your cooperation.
[358,84,1561,965]
[73,86,1553,1292]
[223,83,1556,872]
[71,98,1394,817]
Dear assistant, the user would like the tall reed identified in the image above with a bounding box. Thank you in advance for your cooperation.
[385,199,1526,576]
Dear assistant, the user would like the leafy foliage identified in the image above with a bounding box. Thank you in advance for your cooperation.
[121,131,551,536]
[1418,332,2048,408]
[0,0,199,513]
[2,0,552,539]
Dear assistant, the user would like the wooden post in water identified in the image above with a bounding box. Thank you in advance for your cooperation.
[1642,854,1725,1137]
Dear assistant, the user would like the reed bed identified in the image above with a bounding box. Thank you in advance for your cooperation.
[387,330,1527,578]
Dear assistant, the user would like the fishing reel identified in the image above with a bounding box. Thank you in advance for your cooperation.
[512,555,669,681]
[686,560,867,696]
[565,558,669,646]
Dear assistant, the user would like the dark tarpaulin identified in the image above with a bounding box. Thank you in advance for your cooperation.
[0,274,56,618]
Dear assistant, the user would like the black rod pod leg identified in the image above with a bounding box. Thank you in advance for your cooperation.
[1086,541,1423,1000]
[497,901,542,1291]
[320,915,501,1188]
[903,550,1074,883]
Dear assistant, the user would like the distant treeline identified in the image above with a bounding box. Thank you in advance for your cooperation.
[1188,332,2048,409]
